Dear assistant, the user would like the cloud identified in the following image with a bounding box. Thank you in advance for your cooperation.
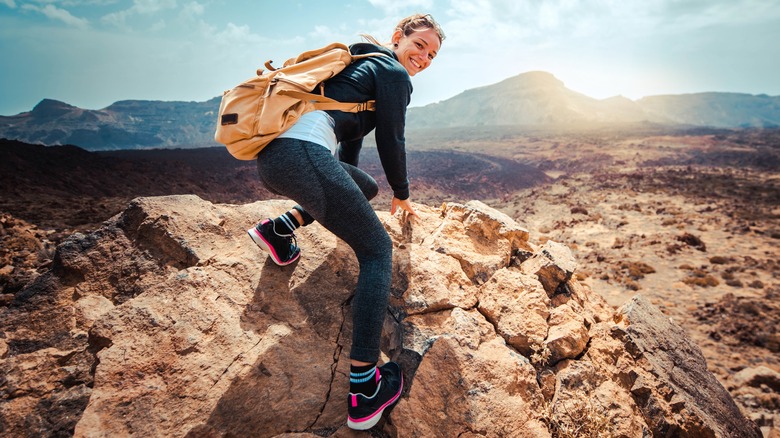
[658,0,780,31]
[174,1,212,34]
[214,22,258,44]
[131,0,176,14]
[439,0,535,50]
[1,0,16,8]
[368,0,434,16]
[100,9,131,28]
[101,0,177,29]
[179,1,204,19]
[64,0,121,5]
[307,24,356,44]
[422,0,780,101]
[21,4,89,29]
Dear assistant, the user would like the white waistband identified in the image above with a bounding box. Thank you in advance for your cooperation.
[278,110,338,154]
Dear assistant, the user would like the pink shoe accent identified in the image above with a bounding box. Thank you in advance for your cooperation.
[249,226,282,261]
[247,220,299,266]
[375,368,381,384]
[347,373,404,428]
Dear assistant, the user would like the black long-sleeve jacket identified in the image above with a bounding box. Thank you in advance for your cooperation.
[323,43,413,200]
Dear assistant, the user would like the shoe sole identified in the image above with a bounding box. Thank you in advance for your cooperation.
[347,373,403,430]
[247,226,299,266]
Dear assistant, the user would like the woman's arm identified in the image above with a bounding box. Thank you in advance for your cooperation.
[373,75,413,201]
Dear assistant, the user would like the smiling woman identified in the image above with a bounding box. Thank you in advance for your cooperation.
[361,13,444,76]
[243,12,445,431]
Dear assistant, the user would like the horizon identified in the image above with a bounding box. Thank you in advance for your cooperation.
[1,1,780,116]
[12,68,780,118]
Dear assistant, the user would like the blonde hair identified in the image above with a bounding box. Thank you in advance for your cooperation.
[361,13,446,47]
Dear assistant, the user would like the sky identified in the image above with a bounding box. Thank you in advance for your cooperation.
[1,0,779,116]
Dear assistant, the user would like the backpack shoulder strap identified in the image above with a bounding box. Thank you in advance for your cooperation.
[277,90,376,112]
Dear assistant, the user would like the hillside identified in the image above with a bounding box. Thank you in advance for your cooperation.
[407,72,780,129]
[0,98,220,150]
[0,139,549,232]
[1,71,779,150]
[407,71,652,128]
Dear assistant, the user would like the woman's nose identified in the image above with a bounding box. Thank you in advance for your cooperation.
[419,51,430,66]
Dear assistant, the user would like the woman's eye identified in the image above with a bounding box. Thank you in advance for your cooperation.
[415,42,422,48]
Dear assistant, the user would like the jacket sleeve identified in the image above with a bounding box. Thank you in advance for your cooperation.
[338,138,363,166]
[374,76,413,200]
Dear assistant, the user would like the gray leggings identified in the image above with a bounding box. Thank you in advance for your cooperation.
[256,137,392,363]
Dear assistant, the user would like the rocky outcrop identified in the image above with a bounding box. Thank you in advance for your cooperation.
[0,213,57,298]
[0,195,761,437]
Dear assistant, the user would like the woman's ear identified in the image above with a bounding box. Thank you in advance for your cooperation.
[391,29,402,46]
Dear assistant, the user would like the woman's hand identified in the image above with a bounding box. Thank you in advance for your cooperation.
[391,197,419,218]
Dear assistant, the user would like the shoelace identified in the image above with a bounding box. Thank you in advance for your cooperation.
[270,221,298,251]
[287,233,298,253]
[264,222,299,260]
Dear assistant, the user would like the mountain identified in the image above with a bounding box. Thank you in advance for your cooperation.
[407,71,651,128]
[0,97,221,150]
[407,71,780,129]
[637,92,780,128]
[1,71,779,150]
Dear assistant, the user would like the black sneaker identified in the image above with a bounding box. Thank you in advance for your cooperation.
[247,219,300,266]
[347,362,403,430]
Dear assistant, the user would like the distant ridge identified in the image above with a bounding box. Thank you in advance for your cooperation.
[407,71,780,129]
[1,71,778,150]
[637,92,780,128]
[0,97,222,150]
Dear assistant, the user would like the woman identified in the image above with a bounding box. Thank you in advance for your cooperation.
[247,13,444,430]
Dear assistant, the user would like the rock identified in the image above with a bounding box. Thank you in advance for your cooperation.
[520,240,577,297]
[544,301,589,364]
[0,212,51,295]
[615,295,762,437]
[444,200,532,253]
[731,366,780,392]
[393,336,549,437]
[0,195,762,437]
[477,267,549,355]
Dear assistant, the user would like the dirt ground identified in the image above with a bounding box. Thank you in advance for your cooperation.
[2,128,779,434]
[486,131,779,433]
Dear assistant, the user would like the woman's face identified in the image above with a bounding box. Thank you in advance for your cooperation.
[392,27,441,77]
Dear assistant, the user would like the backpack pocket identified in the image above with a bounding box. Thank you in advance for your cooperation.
[214,76,269,145]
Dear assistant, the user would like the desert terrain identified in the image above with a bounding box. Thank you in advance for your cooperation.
[419,127,780,432]
[1,126,779,433]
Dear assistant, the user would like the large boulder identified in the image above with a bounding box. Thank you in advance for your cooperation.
[0,195,761,437]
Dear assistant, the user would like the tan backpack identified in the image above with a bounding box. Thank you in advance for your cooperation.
[215,42,385,160]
